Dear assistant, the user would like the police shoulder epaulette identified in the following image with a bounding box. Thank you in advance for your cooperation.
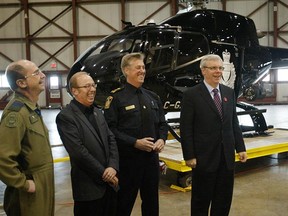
[111,87,123,94]
[8,100,24,112]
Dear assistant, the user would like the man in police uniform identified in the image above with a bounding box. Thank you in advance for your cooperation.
[0,60,55,216]
[104,53,168,216]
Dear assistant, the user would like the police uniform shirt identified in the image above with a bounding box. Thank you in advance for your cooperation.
[104,83,168,155]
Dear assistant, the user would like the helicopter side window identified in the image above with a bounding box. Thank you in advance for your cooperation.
[176,32,209,67]
[132,39,143,52]
[107,38,134,52]
[144,30,175,74]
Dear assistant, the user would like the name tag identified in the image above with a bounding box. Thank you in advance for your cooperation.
[125,105,135,110]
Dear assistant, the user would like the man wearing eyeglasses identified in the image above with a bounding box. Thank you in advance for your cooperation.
[180,54,247,216]
[0,60,55,216]
[56,72,119,216]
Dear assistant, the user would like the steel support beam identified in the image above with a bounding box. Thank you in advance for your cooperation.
[273,0,278,47]
[23,0,31,60]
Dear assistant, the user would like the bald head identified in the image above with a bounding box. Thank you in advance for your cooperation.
[5,60,27,90]
[5,60,41,91]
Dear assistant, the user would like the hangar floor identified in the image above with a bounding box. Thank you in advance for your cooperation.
[1,104,288,216]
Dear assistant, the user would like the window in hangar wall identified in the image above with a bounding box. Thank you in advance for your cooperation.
[49,76,59,89]
[260,69,288,98]
[261,68,288,82]
[0,73,9,88]
[277,69,288,82]
[261,73,273,96]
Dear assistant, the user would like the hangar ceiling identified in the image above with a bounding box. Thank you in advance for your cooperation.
[0,0,287,72]
[0,0,179,71]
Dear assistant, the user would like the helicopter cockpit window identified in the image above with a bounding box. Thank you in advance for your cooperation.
[107,38,134,52]
[176,32,209,67]
[145,30,175,74]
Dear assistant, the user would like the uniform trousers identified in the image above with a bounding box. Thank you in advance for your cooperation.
[191,155,234,216]
[116,152,159,216]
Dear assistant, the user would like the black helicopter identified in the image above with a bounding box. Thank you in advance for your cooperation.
[68,9,288,139]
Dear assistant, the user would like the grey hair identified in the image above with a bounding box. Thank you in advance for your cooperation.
[121,52,145,77]
[200,54,223,69]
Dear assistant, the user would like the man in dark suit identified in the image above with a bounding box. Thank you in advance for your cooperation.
[104,53,168,216]
[56,72,119,216]
[180,54,247,216]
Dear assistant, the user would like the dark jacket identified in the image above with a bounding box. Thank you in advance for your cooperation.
[56,101,119,201]
[104,83,168,157]
[180,82,246,172]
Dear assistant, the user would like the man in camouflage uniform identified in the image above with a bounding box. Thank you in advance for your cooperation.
[0,60,55,216]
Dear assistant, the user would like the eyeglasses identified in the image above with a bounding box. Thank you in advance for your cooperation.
[75,83,97,89]
[24,69,41,79]
[203,66,225,71]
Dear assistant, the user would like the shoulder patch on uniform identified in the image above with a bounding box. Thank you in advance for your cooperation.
[8,101,24,112]
[111,87,123,94]
[104,96,113,109]
[5,113,19,128]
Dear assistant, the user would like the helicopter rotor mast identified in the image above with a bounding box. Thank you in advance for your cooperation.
[178,0,209,10]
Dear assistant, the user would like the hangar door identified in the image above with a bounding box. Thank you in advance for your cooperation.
[46,73,62,108]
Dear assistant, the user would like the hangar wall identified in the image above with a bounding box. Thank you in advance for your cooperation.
[0,0,288,107]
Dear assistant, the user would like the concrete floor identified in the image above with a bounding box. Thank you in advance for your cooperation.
[1,104,288,216]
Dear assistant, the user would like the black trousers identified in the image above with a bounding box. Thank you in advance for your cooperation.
[74,186,117,216]
[116,152,159,216]
[191,159,234,216]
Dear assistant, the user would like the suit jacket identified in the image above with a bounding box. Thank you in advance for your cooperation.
[56,101,119,201]
[180,82,246,172]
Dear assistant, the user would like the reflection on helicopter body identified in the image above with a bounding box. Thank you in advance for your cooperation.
[68,9,288,134]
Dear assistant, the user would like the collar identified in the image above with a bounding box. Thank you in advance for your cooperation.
[203,80,220,94]
[125,82,143,94]
[14,92,38,111]
[72,99,94,114]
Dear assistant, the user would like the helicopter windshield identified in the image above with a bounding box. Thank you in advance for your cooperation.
[106,38,135,52]
[84,37,136,58]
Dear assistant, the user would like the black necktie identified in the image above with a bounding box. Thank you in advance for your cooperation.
[137,89,151,137]
[212,88,223,120]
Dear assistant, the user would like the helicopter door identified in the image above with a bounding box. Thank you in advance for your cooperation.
[144,30,176,76]
[175,32,209,69]
[172,32,210,91]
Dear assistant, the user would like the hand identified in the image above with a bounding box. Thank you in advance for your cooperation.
[238,151,247,162]
[109,176,119,187]
[134,137,155,152]
[27,180,36,193]
[153,139,165,153]
[185,158,197,168]
[102,167,117,182]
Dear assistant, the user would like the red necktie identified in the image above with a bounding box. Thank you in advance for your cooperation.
[212,88,223,120]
